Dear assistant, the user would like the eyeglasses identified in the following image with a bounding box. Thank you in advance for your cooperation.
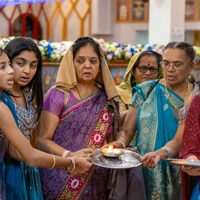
[137,66,159,74]
[160,61,189,71]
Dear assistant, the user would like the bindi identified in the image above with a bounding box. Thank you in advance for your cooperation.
[87,56,90,59]
[147,54,151,66]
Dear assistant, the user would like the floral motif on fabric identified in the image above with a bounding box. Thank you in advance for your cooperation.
[101,110,111,123]
[131,81,183,200]
[91,131,104,145]
[39,90,120,200]
[57,99,119,199]
[163,104,168,111]
[87,103,115,149]
[68,177,82,191]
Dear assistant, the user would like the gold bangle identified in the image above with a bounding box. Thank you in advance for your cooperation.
[49,155,56,169]
[117,141,126,149]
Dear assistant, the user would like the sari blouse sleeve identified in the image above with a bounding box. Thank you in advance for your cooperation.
[129,81,156,109]
[130,90,145,109]
[43,87,65,119]
[179,94,200,160]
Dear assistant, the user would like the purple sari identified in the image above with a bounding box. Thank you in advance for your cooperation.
[39,88,120,200]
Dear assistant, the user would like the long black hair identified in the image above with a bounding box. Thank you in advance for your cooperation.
[4,37,43,118]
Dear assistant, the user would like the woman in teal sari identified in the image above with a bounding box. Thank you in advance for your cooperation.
[105,42,195,199]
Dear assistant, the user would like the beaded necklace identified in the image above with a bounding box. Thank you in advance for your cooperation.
[165,80,189,109]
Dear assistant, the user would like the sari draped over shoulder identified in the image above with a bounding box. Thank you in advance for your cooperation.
[116,51,162,108]
[116,52,141,108]
[0,92,19,200]
[39,87,120,200]
[130,80,184,200]
[179,94,200,200]
[2,90,43,200]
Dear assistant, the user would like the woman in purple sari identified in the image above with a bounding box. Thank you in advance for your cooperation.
[37,37,120,200]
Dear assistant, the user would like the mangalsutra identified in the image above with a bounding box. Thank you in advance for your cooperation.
[165,80,189,109]
[76,84,96,100]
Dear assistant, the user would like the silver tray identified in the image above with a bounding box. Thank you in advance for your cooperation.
[91,148,142,169]
[166,158,200,168]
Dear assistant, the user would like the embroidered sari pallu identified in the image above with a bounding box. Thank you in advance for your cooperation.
[39,89,119,200]
[131,80,184,200]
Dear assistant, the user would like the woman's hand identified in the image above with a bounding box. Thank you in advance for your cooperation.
[69,155,93,176]
[182,155,200,176]
[141,151,161,168]
[102,141,123,149]
[127,147,137,152]
[68,148,95,157]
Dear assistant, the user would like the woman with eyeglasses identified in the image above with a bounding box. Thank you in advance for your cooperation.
[116,50,162,113]
[104,42,195,200]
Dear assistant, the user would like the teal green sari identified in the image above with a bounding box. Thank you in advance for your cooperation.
[130,80,184,200]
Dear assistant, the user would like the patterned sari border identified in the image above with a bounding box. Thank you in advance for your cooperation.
[159,83,184,102]
[61,92,98,118]
[57,98,118,199]
[75,166,96,200]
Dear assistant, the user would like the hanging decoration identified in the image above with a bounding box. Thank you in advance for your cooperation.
[0,0,64,7]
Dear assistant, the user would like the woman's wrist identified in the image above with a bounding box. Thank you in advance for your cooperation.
[116,141,126,149]
[159,147,173,160]
[62,150,71,158]
[65,157,75,172]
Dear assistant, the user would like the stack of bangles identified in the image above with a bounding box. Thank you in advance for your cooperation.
[161,147,173,158]
[65,157,75,172]
[117,141,126,149]
[49,154,75,172]
[61,150,75,172]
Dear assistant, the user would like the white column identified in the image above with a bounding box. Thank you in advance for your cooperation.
[148,0,185,45]
[91,0,113,35]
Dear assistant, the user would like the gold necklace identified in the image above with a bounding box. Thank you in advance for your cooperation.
[165,80,189,109]
[76,84,96,100]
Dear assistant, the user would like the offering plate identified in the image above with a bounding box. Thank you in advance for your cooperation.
[91,148,142,169]
[166,158,200,168]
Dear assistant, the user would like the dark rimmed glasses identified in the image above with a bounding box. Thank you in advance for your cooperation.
[137,66,159,74]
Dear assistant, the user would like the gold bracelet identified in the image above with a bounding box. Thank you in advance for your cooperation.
[117,141,126,149]
[49,155,56,169]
